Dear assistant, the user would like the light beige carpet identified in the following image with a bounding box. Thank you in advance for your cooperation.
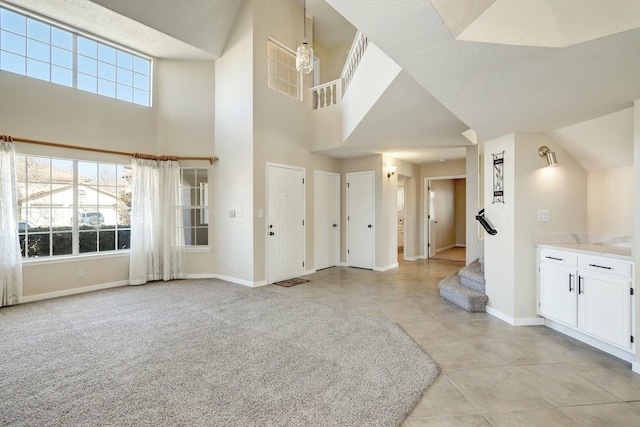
[0,279,439,426]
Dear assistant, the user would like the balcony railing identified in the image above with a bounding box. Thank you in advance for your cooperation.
[310,79,341,110]
[310,31,369,111]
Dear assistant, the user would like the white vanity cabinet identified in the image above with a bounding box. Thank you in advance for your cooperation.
[538,247,635,359]
[538,249,578,327]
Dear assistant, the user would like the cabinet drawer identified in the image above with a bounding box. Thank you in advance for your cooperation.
[539,249,577,268]
[579,256,632,278]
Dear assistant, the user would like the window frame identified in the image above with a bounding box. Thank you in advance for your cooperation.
[267,38,302,101]
[0,3,153,107]
[16,153,132,261]
[179,167,210,248]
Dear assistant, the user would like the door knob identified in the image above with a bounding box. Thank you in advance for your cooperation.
[367,224,372,228]
[333,224,338,227]
[269,232,275,236]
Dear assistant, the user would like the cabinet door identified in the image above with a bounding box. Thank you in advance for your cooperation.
[539,264,577,327]
[578,272,631,349]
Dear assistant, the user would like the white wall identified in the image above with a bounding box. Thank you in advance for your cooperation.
[213,0,256,285]
[484,133,588,324]
[587,167,634,235]
[466,144,484,264]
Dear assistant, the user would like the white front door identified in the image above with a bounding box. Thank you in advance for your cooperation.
[267,164,305,283]
[347,171,374,269]
[314,171,340,271]
[428,182,437,258]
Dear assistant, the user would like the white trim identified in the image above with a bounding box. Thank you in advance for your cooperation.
[21,251,130,266]
[313,170,341,270]
[404,256,420,262]
[486,306,545,326]
[514,317,545,326]
[20,280,128,303]
[545,318,636,363]
[265,163,307,285]
[423,175,467,259]
[185,273,216,279]
[486,306,515,325]
[215,274,262,288]
[303,269,316,276]
[346,171,375,269]
[632,361,640,375]
[435,244,457,254]
[374,263,398,272]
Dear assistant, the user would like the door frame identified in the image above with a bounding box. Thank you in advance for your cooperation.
[346,170,375,269]
[314,170,340,270]
[423,174,465,259]
[266,162,306,284]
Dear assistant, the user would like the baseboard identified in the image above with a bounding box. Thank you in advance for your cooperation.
[633,361,640,375]
[185,274,217,279]
[303,269,316,276]
[214,274,260,288]
[455,244,466,248]
[374,263,398,272]
[545,319,636,363]
[485,306,515,325]
[514,317,545,326]
[21,280,128,303]
[404,256,420,262]
[486,307,545,326]
[435,244,456,254]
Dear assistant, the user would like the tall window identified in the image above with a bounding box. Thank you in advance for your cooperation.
[16,155,132,258]
[0,6,151,106]
[179,168,208,246]
[267,38,301,100]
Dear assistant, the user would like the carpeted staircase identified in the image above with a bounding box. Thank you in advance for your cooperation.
[438,258,488,312]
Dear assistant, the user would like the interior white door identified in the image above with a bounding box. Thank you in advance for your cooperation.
[267,164,305,283]
[347,171,374,269]
[428,183,437,258]
[314,171,340,271]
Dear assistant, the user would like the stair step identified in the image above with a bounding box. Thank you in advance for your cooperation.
[460,276,485,294]
[438,272,488,313]
[459,259,485,286]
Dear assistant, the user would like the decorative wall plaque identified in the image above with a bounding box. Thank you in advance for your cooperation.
[492,151,504,204]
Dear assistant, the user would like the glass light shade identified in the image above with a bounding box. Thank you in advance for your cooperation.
[296,42,314,74]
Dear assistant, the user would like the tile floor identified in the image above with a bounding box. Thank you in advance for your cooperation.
[265,258,640,426]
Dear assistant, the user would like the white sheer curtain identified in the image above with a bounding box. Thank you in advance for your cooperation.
[0,140,23,306]
[129,158,185,285]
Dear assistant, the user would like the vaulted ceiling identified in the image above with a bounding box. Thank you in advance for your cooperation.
[7,0,639,169]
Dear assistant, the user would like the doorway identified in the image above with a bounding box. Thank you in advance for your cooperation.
[346,171,374,269]
[314,170,340,270]
[425,176,466,262]
[266,164,306,283]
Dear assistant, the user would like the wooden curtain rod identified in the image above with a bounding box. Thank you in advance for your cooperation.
[0,134,218,164]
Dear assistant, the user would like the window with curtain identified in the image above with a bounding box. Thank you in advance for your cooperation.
[16,154,132,258]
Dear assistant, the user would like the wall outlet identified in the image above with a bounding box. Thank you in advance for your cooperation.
[538,210,549,222]
[228,262,233,270]
[77,270,83,279]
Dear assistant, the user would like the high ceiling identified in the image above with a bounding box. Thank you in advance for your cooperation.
[6,0,638,169]
[326,0,640,169]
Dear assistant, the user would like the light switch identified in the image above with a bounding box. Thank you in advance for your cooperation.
[538,210,549,222]
[236,210,243,218]
[228,210,236,217]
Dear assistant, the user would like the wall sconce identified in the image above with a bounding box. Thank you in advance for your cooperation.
[387,165,397,178]
[538,146,558,166]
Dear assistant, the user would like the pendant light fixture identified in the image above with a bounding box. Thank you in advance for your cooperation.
[296,0,314,74]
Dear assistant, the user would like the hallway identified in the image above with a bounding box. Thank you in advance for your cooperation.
[265,258,640,426]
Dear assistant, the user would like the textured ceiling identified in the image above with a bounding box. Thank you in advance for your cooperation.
[326,0,640,166]
[432,0,640,47]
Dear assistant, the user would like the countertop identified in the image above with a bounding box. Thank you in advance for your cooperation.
[537,243,633,261]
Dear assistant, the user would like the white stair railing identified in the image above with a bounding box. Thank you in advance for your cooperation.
[310,79,341,110]
[340,31,369,95]
[309,30,369,111]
